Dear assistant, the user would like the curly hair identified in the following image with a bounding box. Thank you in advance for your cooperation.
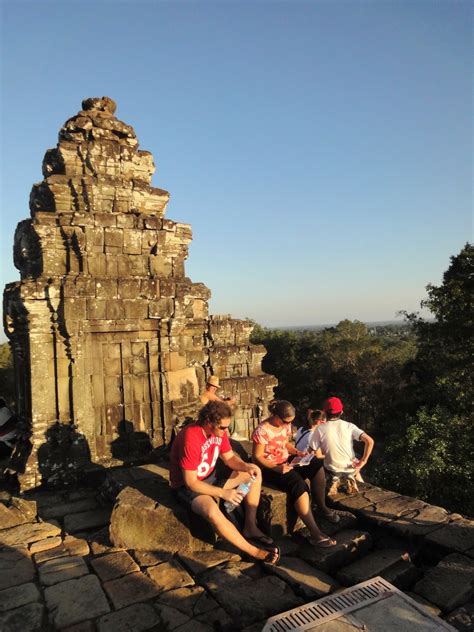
[197,400,233,426]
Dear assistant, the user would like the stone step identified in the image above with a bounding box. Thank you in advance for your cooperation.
[413,553,474,612]
[336,548,412,586]
[292,529,372,573]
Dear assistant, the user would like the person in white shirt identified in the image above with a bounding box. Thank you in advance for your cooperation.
[308,397,374,496]
[294,409,327,453]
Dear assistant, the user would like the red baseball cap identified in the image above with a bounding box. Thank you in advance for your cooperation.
[323,397,343,414]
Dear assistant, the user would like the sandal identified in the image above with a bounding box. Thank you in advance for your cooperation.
[311,538,337,548]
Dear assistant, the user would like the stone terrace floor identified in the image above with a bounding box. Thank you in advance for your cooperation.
[0,467,473,631]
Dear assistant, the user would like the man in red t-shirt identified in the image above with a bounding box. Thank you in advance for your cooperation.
[170,400,279,565]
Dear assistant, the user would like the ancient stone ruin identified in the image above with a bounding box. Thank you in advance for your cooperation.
[3,96,277,489]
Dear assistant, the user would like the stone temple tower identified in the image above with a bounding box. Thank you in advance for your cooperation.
[3,97,277,489]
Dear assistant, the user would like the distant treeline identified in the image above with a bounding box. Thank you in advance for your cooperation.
[252,243,473,517]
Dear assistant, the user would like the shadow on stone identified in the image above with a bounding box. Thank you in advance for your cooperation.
[110,420,153,465]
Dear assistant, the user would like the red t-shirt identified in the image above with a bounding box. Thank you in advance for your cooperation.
[169,423,232,489]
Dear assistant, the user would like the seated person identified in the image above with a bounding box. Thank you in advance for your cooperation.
[252,399,338,548]
[169,400,279,564]
[200,376,236,407]
[294,409,327,452]
[0,398,17,459]
[309,397,374,495]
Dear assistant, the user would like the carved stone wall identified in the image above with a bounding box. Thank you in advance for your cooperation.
[3,97,276,489]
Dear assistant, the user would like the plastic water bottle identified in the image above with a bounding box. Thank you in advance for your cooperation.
[224,476,255,513]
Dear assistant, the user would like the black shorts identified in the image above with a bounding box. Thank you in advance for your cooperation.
[171,469,228,508]
[262,457,325,504]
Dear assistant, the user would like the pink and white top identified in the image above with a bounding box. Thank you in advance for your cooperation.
[252,421,292,465]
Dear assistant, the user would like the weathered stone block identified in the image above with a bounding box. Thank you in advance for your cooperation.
[90,551,139,582]
[425,517,474,554]
[269,556,339,599]
[0,549,35,590]
[97,603,160,632]
[110,486,214,552]
[0,602,45,632]
[103,571,161,609]
[336,548,411,586]
[0,582,40,612]
[414,553,474,611]
[39,555,89,586]
[0,521,61,547]
[63,508,111,533]
[44,574,110,628]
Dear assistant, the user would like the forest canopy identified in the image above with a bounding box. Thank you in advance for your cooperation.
[251,243,473,516]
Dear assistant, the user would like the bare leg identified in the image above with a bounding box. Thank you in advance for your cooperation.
[191,495,278,562]
[294,491,335,545]
[310,467,340,520]
[223,470,270,541]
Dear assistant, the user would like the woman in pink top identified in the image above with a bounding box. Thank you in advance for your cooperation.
[252,400,338,548]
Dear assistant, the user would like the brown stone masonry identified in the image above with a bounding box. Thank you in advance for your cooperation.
[3,97,276,489]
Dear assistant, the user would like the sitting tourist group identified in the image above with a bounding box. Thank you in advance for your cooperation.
[169,378,374,567]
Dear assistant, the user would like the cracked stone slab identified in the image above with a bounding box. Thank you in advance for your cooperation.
[29,536,63,555]
[156,585,219,617]
[269,555,339,598]
[333,484,400,511]
[146,559,195,592]
[64,508,112,533]
[178,548,241,575]
[381,558,420,590]
[0,548,35,590]
[33,535,89,564]
[196,606,234,628]
[359,495,427,525]
[97,603,160,632]
[295,529,372,573]
[425,517,474,553]
[40,498,99,520]
[103,571,162,609]
[199,560,263,591]
[44,574,110,628]
[387,503,450,537]
[414,553,474,611]
[210,575,303,628]
[90,550,140,581]
[39,554,89,586]
[0,582,41,612]
[0,602,45,632]
[153,603,190,630]
[132,549,172,567]
[337,548,411,585]
[0,521,61,547]
[0,498,37,529]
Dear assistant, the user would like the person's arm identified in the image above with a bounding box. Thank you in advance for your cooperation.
[182,468,244,505]
[285,441,306,458]
[253,443,291,474]
[220,450,260,479]
[353,433,374,472]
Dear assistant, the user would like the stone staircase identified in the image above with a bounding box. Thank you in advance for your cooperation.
[0,463,473,630]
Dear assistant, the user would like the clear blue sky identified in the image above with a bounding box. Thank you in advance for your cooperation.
[1,1,472,339]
